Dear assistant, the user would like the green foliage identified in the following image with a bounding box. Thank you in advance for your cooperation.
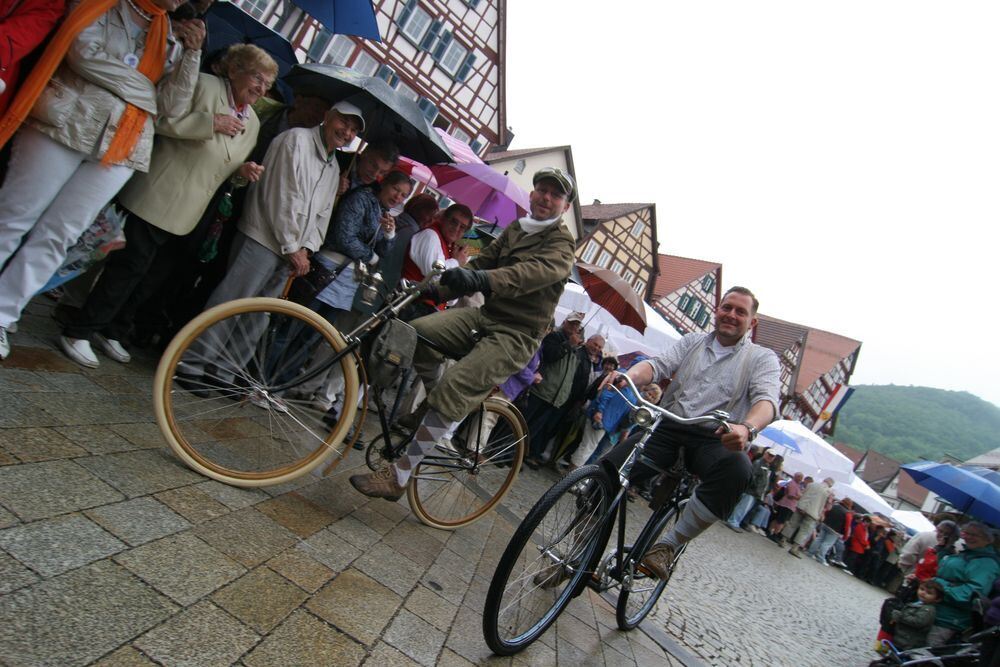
[833,385,1000,463]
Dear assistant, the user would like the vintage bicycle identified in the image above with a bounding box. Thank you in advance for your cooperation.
[482,374,731,654]
[153,262,527,529]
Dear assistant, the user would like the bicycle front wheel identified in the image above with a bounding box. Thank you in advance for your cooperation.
[483,466,614,655]
[408,397,527,530]
[154,297,360,487]
[615,499,688,630]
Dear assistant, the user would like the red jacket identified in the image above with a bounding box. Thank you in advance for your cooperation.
[848,522,870,555]
[0,0,66,114]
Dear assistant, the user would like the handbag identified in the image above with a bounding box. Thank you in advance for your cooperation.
[287,255,351,306]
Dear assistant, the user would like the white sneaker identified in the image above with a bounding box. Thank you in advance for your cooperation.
[93,333,131,363]
[60,336,99,368]
[0,327,9,359]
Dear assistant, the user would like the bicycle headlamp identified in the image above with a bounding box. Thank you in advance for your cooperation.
[632,406,654,428]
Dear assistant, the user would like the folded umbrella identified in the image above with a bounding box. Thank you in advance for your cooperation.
[283,63,452,164]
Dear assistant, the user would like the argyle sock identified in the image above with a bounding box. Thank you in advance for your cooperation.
[394,407,460,485]
[658,492,719,549]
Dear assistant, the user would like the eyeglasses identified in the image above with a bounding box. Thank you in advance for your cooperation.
[248,71,274,88]
[444,217,472,232]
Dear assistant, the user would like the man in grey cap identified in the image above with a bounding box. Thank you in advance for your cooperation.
[176,101,365,388]
[350,167,578,500]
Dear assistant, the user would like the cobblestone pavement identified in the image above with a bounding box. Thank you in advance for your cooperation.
[0,298,888,666]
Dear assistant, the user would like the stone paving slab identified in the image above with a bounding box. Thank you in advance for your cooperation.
[0,308,890,666]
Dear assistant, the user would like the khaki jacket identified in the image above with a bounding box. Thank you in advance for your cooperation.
[237,126,340,256]
[116,74,259,235]
[797,482,831,520]
[27,1,200,172]
[462,219,576,337]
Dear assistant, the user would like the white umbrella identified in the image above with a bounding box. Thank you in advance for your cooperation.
[891,509,935,534]
[556,284,679,357]
[832,476,895,516]
[757,420,856,483]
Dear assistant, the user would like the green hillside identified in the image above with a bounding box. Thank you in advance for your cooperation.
[832,385,1000,463]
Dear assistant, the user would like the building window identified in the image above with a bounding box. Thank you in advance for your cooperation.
[451,127,472,144]
[697,310,710,328]
[611,260,624,274]
[308,29,332,62]
[395,82,419,102]
[596,250,611,268]
[701,273,716,293]
[351,51,379,76]
[630,218,644,238]
[440,39,468,76]
[376,64,399,88]
[237,0,268,19]
[581,240,598,263]
[470,138,483,154]
[622,269,635,284]
[417,97,438,123]
[634,279,646,295]
[323,34,355,65]
[678,293,691,311]
[399,1,432,43]
[513,159,526,174]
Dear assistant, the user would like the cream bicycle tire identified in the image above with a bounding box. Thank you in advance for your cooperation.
[407,396,527,530]
[154,297,360,487]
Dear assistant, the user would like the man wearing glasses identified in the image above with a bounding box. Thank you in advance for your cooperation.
[399,203,474,319]
[350,168,578,500]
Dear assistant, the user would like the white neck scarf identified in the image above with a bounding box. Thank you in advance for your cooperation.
[517,215,560,235]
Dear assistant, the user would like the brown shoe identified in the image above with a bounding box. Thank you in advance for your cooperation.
[349,467,405,501]
[639,543,675,580]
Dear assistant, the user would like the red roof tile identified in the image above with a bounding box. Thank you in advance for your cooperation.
[652,254,722,299]
[580,203,652,222]
[832,442,865,468]
[795,328,862,394]
[755,314,809,356]
[896,470,930,507]
[860,450,901,492]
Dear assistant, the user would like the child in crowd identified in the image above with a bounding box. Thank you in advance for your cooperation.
[881,579,944,652]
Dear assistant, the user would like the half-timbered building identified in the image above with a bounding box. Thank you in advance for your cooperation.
[575,203,659,299]
[233,0,508,153]
[649,254,723,335]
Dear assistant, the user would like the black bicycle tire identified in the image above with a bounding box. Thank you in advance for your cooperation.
[614,501,686,630]
[482,465,614,655]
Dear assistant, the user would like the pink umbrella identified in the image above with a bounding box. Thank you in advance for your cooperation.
[428,162,531,225]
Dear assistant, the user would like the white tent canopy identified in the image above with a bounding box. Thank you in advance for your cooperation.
[892,509,935,534]
[833,476,895,516]
[556,283,679,357]
[756,420,856,483]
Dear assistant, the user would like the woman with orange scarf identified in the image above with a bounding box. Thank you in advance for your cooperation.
[0,0,203,360]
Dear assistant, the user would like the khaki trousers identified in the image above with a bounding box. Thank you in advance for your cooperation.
[411,307,539,422]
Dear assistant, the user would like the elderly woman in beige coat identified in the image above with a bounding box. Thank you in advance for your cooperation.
[59,44,277,369]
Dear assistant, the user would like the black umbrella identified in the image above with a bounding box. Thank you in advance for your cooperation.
[204,3,298,79]
[283,63,453,164]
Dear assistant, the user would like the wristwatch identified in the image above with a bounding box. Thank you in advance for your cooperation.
[741,422,758,442]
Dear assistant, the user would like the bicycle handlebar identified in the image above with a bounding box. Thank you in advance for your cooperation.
[610,372,733,433]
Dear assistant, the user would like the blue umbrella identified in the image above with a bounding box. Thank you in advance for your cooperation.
[962,465,1000,487]
[205,2,299,78]
[757,425,802,453]
[290,0,381,41]
[901,461,1000,527]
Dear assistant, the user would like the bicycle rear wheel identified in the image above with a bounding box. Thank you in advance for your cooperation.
[154,297,360,487]
[615,499,688,630]
[407,397,527,529]
[483,466,614,655]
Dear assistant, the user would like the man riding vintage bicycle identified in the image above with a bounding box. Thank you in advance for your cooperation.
[600,286,781,578]
[349,167,578,501]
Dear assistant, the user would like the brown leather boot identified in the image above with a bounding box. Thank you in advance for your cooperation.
[349,467,406,501]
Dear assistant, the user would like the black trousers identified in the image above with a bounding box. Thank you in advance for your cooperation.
[600,420,752,520]
[64,211,175,341]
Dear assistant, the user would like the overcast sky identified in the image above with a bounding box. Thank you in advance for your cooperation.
[504,1,1000,407]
